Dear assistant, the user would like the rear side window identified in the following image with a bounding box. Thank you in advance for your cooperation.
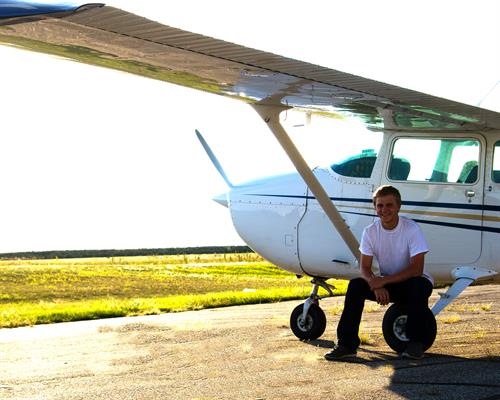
[389,138,480,183]
[493,141,500,183]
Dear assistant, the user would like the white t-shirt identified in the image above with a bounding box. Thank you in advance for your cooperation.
[360,216,433,284]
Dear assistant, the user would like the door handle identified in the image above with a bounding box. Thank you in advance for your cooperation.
[465,190,475,202]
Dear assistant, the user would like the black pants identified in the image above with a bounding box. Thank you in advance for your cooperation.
[337,276,433,350]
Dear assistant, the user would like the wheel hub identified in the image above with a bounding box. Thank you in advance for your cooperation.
[393,315,409,341]
[298,315,313,332]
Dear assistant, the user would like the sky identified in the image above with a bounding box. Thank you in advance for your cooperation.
[0,0,499,252]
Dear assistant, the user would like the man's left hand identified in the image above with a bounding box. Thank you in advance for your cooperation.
[373,288,390,305]
[368,276,385,290]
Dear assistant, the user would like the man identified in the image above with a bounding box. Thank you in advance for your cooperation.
[325,185,433,360]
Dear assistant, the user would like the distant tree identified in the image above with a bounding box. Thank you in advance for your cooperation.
[0,246,253,260]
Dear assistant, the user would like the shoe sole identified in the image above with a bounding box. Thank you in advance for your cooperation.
[401,352,423,360]
[324,353,357,361]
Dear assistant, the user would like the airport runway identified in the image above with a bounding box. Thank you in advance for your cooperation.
[0,284,498,400]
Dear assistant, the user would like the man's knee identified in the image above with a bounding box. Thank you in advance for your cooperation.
[347,277,370,296]
[405,277,433,302]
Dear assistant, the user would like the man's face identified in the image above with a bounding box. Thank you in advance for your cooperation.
[374,194,401,229]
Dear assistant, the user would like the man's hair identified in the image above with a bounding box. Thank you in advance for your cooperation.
[372,185,401,206]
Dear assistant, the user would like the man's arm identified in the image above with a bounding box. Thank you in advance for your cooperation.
[361,253,390,305]
[360,253,375,282]
[368,252,426,290]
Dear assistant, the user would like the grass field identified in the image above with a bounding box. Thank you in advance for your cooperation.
[0,253,347,328]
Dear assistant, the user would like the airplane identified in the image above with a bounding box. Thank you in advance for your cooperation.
[1,1,499,353]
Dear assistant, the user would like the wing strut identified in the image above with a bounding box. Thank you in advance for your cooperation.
[251,103,361,263]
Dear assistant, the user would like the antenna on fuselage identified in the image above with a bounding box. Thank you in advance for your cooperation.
[195,129,234,188]
[477,80,500,107]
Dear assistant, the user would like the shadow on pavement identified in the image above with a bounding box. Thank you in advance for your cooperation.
[303,338,500,399]
[388,354,500,399]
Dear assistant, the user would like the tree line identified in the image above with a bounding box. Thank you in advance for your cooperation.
[0,246,253,260]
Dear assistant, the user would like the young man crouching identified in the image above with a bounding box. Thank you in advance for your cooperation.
[325,185,433,360]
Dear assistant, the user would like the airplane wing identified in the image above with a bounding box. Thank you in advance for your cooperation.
[1,3,500,132]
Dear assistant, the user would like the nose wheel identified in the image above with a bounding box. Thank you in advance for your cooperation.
[290,302,326,340]
[289,278,334,340]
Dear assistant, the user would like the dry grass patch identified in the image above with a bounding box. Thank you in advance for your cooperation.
[365,303,382,313]
[438,314,462,324]
[359,323,375,345]
[446,303,492,313]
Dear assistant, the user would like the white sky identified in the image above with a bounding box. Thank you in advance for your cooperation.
[0,0,499,252]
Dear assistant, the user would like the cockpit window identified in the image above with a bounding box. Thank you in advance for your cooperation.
[331,149,377,178]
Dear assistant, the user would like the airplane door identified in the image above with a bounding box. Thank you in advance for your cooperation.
[380,134,485,266]
[297,168,374,279]
[483,136,500,260]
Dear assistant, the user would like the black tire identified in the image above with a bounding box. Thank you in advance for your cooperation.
[382,303,437,353]
[290,303,327,340]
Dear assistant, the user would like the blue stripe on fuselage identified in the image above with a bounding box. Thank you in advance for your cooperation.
[340,210,500,233]
[247,193,500,212]
[245,194,500,233]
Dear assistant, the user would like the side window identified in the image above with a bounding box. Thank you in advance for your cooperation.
[493,141,500,183]
[389,138,480,183]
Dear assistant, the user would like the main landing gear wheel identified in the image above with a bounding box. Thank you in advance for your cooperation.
[290,303,326,340]
[382,303,437,353]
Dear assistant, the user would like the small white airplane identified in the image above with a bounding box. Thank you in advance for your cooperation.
[1,2,499,353]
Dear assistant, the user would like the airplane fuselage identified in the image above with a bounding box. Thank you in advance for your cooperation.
[224,129,500,285]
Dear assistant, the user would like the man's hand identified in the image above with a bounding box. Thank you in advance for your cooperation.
[368,276,385,290]
[373,288,390,305]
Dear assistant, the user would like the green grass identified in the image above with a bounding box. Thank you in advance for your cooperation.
[0,253,347,328]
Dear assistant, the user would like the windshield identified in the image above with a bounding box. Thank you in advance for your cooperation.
[326,118,382,178]
[331,149,378,178]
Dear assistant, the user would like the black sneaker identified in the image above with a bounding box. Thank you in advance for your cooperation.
[324,345,357,361]
[401,342,424,360]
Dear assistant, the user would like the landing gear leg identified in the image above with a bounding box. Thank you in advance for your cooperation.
[431,266,496,315]
[290,278,334,340]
